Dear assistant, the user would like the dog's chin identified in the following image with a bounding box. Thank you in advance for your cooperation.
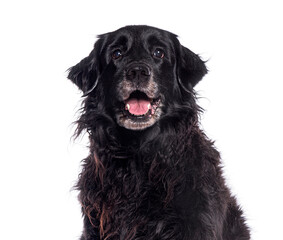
[116,111,162,130]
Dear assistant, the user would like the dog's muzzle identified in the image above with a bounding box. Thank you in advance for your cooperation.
[115,63,162,130]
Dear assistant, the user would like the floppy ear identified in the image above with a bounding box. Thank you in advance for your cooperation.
[178,46,207,90]
[67,39,102,96]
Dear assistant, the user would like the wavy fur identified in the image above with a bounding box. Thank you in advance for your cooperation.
[68,25,250,240]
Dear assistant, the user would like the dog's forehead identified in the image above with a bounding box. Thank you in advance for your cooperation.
[105,26,175,48]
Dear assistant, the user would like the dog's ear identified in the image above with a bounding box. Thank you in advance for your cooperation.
[67,39,102,96]
[178,45,207,90]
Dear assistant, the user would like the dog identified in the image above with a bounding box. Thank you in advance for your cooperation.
[68,25,250,240]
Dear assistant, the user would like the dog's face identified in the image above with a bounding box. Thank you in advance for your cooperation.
[68,26,207,131]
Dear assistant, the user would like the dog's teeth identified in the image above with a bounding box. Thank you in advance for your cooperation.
[125,104,130,111]
[147,103,151,110]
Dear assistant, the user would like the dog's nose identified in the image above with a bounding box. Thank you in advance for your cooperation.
[126,64,151,81]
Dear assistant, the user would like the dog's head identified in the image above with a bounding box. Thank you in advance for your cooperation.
[68,26,207,131]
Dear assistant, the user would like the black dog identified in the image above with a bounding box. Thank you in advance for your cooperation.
[68,25,250,240]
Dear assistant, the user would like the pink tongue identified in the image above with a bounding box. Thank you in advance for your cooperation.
[125,98,151,116]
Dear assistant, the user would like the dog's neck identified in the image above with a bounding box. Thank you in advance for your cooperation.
[88,114,198,163]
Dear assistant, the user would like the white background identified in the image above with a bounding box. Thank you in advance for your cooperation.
[0,0,282,239]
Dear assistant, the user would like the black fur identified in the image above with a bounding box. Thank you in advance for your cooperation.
[68,25,250,240]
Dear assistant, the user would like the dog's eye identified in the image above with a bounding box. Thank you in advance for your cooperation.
[153,49,165,59]
[112,50,122,60]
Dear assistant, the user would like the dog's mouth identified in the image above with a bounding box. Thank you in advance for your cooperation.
[117,90,162,130]
[124,91,161,117]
